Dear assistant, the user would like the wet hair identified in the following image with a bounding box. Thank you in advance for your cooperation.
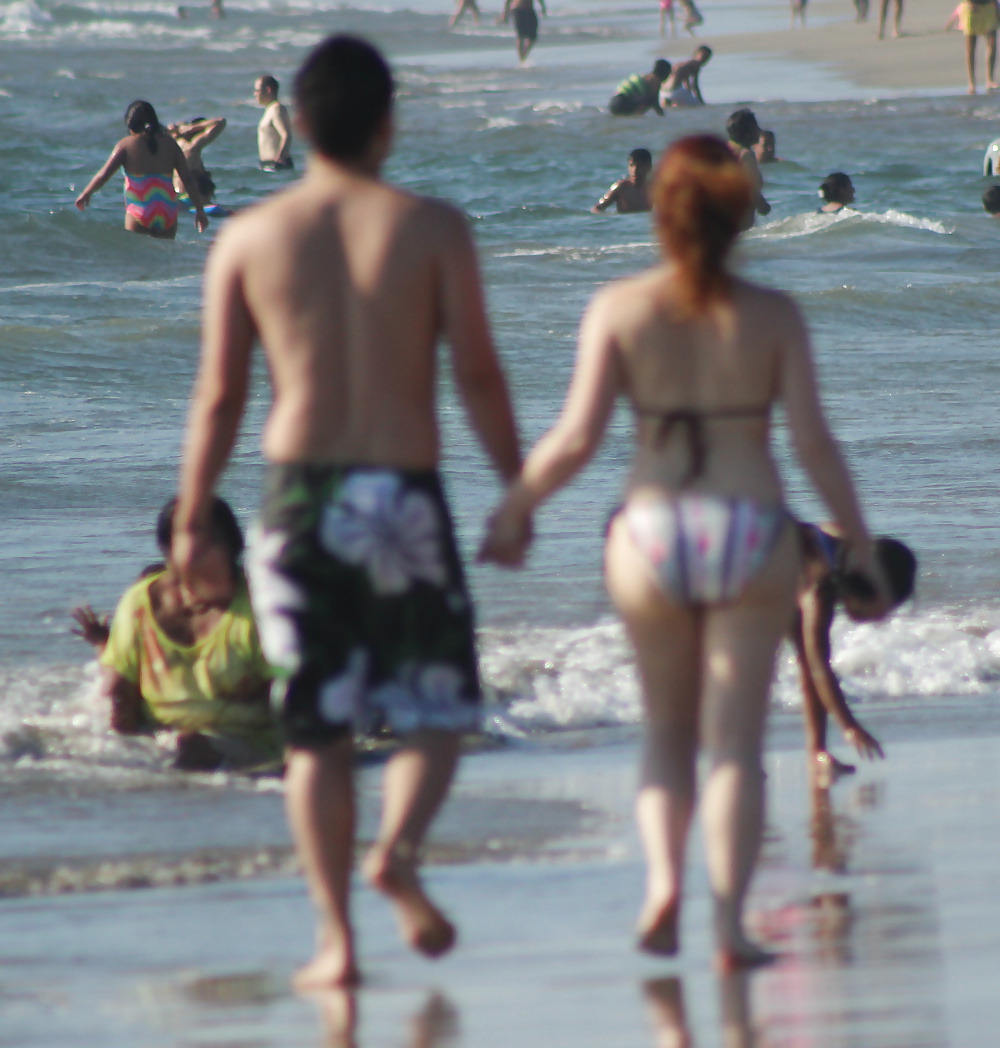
[820,172,853,204]
[294,35,394,162]
[839,537,917,607]
[983,184,1000,214]
[257,75,279,96]
[155,496,245,566]
[726,107,760,148]
[629,147,653,168]
[653,58,672,80]
[125,100,161,155]
[651,134,752,316]
[758,129,776,153]
[695,45,712,60]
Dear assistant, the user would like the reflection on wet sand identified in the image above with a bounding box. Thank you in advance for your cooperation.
[645,973,759,1048]
[314,989,459,1048]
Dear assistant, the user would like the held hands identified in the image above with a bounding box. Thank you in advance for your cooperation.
[479,501,533,567]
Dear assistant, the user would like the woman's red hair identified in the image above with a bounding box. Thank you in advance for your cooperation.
[652,135,753,316]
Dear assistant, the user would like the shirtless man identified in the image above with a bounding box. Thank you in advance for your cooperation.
[253,75,294,170]
[658,45,711,106]
[725,108,770,228]
[500,0,546,64]
[592,148,653,213]
[608,59,672,116]
[169,116,227,202]
[173,35,521,988]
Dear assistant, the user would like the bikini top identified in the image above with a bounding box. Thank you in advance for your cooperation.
[632,403,771,487]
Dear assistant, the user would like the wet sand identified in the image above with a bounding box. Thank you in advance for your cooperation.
[3,720,999,1046]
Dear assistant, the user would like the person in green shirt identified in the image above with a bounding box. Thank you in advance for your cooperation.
[72,497,280,771]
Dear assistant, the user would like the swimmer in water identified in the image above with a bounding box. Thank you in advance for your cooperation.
[818,172,855,213]
[592,148,653,213]
[608,59,672,116]
[753,129,782,164]
[982,184,1000,215]
[793,523,916,785]
[168,116,227,203]
[725,108,770,228]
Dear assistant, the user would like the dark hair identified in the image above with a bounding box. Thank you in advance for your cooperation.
[726,107,760,148]
[695,45,712,60]
[125,99,161,155]
[629,148,653,167]
[820,172,853,204]
[258,75,279,95]
[653,58,672,80]
[156,496,245,565]
[874,537,916,605]
[294,35,394,161]
[651,135,752,316]
[983,184,1000,214]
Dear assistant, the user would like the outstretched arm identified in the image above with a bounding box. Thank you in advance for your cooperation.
[173,226,256,600]
[480,287,621,565]
[75,142,127,210]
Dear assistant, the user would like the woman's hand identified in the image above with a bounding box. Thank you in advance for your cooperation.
[479,502,533,567]
[843,722,884,760]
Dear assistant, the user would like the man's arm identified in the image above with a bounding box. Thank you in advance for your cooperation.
[739,151,770,215]
[438,206,522,484]
[173,226,256,598]
[274,105,293,160]
[691,67,704,103]
[186,117,228,154]
[104,671,145,734]
[592,180,623,213]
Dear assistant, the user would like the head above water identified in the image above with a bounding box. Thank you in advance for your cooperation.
[156,496,245,567]
[294,35,394,163]
[820,171,854,205]
[651,134,752,316]
[125,100,161,153]
[983,184,1000,215]
[628,147,653,172]
[756,128,776,160]
[652,58,672,81]
[725,107,760,148]
[254,75,279,101]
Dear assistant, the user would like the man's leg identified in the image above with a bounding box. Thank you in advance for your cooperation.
[363,729,460,957]
[284,735,359,988]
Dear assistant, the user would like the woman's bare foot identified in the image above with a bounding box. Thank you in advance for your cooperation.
[293,928,361,991]
[363,843,456,958]
[715,939,777,973]
[637,899,680,956]
[812,750,854,788]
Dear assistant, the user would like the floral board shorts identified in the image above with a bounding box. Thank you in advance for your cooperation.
[247,464,482,748]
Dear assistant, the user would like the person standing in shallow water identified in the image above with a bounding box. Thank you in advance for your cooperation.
[592,149,653,213]
[500,0,546,64]
[482,135,891,970]
[173,35,522,988]
[254,75,294,170]
[75,100,208,239]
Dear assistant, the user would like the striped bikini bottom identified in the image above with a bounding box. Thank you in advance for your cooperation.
[623,495,788,606]
[123,172,179,232]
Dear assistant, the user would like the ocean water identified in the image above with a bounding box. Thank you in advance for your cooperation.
[2,0,1000,889]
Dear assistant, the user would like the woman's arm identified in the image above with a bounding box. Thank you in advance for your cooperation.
[75,141,127,210]
[480,288,622,564]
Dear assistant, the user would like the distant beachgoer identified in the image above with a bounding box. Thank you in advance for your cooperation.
[500,0,546,63]
[481,134,890,971]
[982,184,1000,214]
[660,0,677,37]
[818,172,855,212]
[877,0,902,37]
[254,75,294,170]
[168,116,227,203]
[449,0,480,24]
[75,100,209,239]
[791,0,807,27]
[793,523,916,784]
[854,0,869,19]
[658,45,712,107]
[210,0,224,15]
[753,129,782,164]
[678,0,704,33]
[592,148,653,213]
[608,59,672,116]
[725,108,770,227]
[946,0,998,94]
[72,498,280,772]
[174,36,522,988]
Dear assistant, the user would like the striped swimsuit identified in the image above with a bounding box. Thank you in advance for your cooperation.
[123,172,179,233]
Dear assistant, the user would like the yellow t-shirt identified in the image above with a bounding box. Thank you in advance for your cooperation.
[100,571,278,754]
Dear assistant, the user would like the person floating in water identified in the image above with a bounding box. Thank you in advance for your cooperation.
[982,184,1000,215]
[168,116,227,204]
[725,108,770,227]
[608,59,672,116]
[818,172,855,213]
[72,498,281,771]
[592,148,653,213]
[500,0,546,64]
[173,35,522,987]
[254,75,294,170]
[658,45,711,107]
[793,523,916,784]
[75,99,209,239]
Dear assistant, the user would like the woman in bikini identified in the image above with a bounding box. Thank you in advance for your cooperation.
[76,100,209,239]
[482,135,888,970]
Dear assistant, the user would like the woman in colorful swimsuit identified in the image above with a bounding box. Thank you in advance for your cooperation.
[482,135,889,970]
[76,100,209,239]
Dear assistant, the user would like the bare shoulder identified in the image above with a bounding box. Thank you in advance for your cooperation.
[583,267,665,328]
[407,193,472,245]
[732,277,804,332]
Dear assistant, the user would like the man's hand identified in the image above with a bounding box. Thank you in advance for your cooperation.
[479,503,533,567]
[195,209,210,234]
[71,605,111,649]
[172,528,233,609]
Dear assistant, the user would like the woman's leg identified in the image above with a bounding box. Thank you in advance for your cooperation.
[606,516,702,955]
[699,524,797,967]
[966,32,979,93]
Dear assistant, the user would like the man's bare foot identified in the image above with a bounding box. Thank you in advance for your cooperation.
[637,899,680,956]
[293,928,361,991]
[363,843,456,958]
[715,940,777,973]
